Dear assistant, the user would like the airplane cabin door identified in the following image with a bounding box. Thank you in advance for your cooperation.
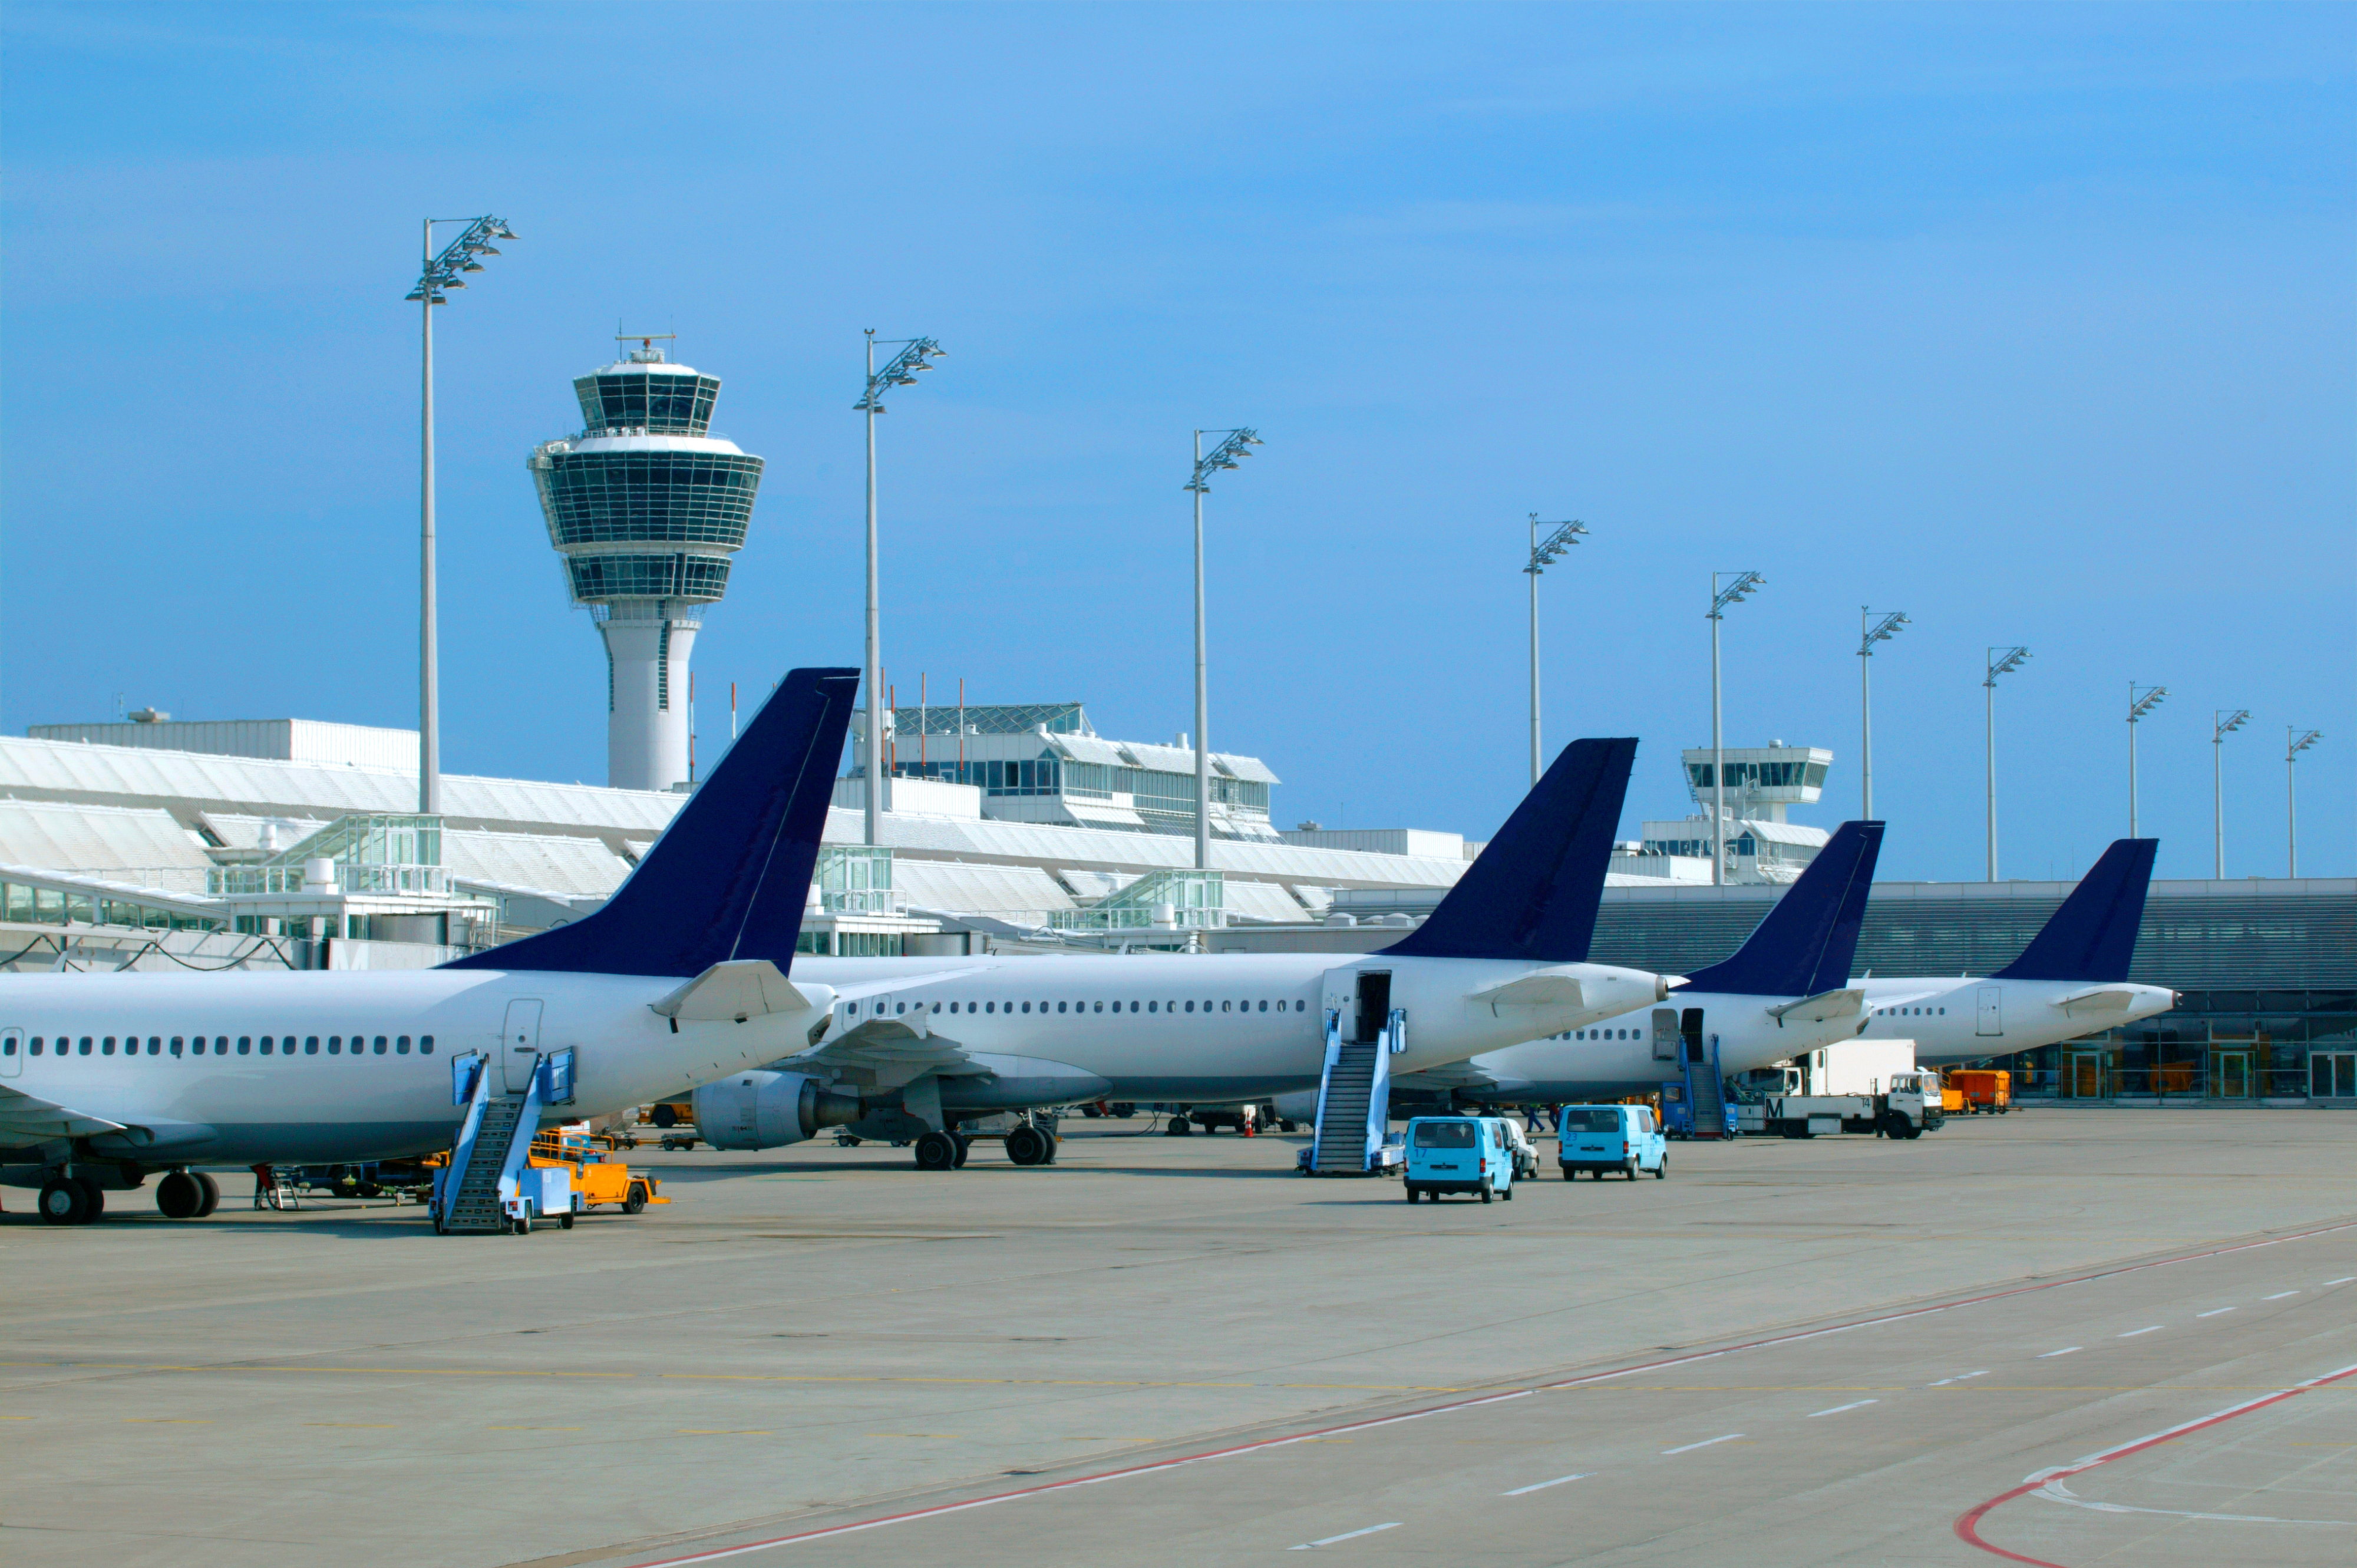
[1975,986,2003,1038]
[1650,1009,1679,1062]
[500,999,544,1094]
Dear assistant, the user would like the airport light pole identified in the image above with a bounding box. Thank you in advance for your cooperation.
[853,332,946,849]
[404,213,516,817]
[1857,608,1907,820]
[2212,709,2249,877]
[1524,516,1589,786]
[1708,571,1766,887]
[1983,646,2030,880]
[1186,428,1262,871]
[2127,682,2168,837]
[2286,727,2322,876]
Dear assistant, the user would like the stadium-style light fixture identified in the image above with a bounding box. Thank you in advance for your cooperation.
[1983,646,2030,880]
[854,332,946,849]
[1706,572,1767,886]
[1185,428,1263,873]
[1857,608,1908,821]
[405,213,516,818]
[2286,727,2323,877]
[1523,516,1589,787]
[2212,708,2250,878]
[2127,682,2168,837]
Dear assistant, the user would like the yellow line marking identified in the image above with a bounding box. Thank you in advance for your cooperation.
[864,1432,958,1438]
[488,1425,585,1431]
[123,1418,212,1424]
[303,1422,396,1428]
[676,1429,774,1435]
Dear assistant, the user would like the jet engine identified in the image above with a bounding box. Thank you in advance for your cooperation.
[692,1071,863,1151]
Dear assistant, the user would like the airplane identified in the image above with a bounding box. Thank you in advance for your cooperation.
[691,737,1679,1168]
[0,667,875,1226]
[1376,819,1887,1111]
[1849,839,2175,1065]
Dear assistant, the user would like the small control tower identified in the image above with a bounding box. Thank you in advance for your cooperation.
[528,336,764,791]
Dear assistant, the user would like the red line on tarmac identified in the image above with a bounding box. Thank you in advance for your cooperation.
[625,1219,2357,1566]
[1952,1361,2357,1567]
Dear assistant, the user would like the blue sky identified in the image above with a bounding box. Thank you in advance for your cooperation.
[3,3,2349,882]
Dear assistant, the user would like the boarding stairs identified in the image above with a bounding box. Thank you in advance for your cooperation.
[1684,1034,1729,1140]
[1307,1008,1404,1175]
[434,1049,576,1234]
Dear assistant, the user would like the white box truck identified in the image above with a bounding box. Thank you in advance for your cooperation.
[1752,1039,1945,1140]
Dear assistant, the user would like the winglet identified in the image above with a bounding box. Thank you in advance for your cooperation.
[1679,821,1886,997]
[1380,737,1636,964]
[1991,839,2158,983]
[447,666,859,978]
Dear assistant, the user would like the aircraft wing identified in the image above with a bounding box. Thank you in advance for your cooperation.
[780,1017,979,1092]
[1765,987,1866,1026]
[1393,1059,1503,1097]
[0,1084,129,1143]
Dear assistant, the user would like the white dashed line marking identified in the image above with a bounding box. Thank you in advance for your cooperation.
[2117,1326,2163,1338]
[2038,1347,2084,1359]
[1929,1371,1990,1387]
[2264,1292,2300,1300]
[1663,1434,1744,1455]
[1290,1523,1401,1550]
[1501,1474,1588,1496]
[2326,1277,2356,1286]
[2196,1308,2236,1318]
[1807,1400,1879,1418]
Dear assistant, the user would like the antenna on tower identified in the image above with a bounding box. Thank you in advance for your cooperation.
[615,323,677,362]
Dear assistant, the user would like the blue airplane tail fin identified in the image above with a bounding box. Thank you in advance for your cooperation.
[445,666,859,978]
[1381,737,1636,965]
[1990,839,2157,983]
[1681,821,1886,996]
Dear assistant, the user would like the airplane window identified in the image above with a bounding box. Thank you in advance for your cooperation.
[1020,1002,1030,1014]
[103,1036,116,1055]
[1184,1001,1194,1014]
[986,1002,996,1014]
[895,1003,905,1015]
[1057,1002,1067,1014]
[146,1037,159,1055]
[216,1036,229,1054]
[25,1038,38,1057]
[421,1035,434,1054]
[1939,1008,1946,1015]
[80,1036,93,1055]
[374,1036,388,1055]
[1148,1002,1158,1013]
[329,1037,342,1054]
[1222,1001,1231,1013]
[1257,1000,1267,1012]
[238,1037,252,1055]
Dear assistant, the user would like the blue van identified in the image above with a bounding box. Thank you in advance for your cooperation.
[1556,1104,1668,1181]
[1404,1115,1514,1203]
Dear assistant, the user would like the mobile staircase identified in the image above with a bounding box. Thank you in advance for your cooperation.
[433,1049,579,1234]
[1304,1007,1405,1176]
[1682,1034,1730,1140]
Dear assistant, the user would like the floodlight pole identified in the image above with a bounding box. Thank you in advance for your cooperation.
[1184,428,1262,872]
[2212,709,2249,878]
[1857,608,1906,821]
[2287,728,2322,876]
[864,332,881,848]
[420,219,438,817]
[2127,683,2167,837]
[1523,516,1586,787]
[1707,572,1764,886]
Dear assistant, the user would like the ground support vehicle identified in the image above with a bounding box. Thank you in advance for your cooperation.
[255,1160,436,1207]
[641,1100,695,1130]
[1557,1104,1668,1180]
[527,1130,665,1214]
[1758,1066,1946,1139]
[1478,1116,1542,1180]
[1402,1116,1513,1203]
[1946,1069,2012,1114]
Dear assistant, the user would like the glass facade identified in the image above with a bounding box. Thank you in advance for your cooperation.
[572,371,720,434]
[534,451,762,548]
[1685,760,1830,791]
[565,553,733,604]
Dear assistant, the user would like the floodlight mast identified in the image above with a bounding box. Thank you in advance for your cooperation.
[2286,727,2322,876]
[1983,646,2029,880]
[2212,709,2250,877]
[405,214,516,817]
[1706,572,1765,887]
[1857,608,1907,820]
[853,331,946,848]
[2127,682,2168,837]
[1524,516,1588,786]
[1186,428,1262,872]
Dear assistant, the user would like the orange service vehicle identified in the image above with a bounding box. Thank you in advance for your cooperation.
[1945,1069,2012,1115]
[529,1128,666,1213]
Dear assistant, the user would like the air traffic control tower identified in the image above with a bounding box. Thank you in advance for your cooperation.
[528,338,764,792]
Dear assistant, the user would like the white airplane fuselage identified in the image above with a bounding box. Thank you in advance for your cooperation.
[1854,975,2177,1063]
[783,951,1668,1104]
[0,968,809,1171]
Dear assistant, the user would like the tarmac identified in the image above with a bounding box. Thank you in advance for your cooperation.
[4,1109,2352,1567]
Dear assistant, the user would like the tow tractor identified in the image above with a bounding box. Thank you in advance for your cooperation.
[528,1127,666,1213]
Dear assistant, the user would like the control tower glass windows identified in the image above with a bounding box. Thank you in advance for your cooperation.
[1685,759,1827,791]
[536,452,762,548]
[573,372,720,435]
[565,553,733,603]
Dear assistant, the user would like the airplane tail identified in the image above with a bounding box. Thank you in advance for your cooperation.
[1381,737,1636,965]
[1679,821,1886,996]
[445,666,860,978]
[1990,839,2158,983]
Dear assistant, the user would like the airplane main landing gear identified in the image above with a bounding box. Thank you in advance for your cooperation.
[1005,1124,1052,1166]
[913,1130,959,1171]
[38,1174,101,1226]
[157,1170,203,1219]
